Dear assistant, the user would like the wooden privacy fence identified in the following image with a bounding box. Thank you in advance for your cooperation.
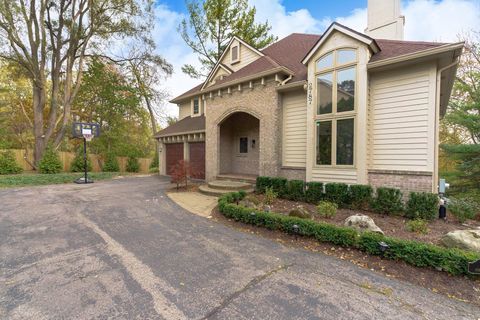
[2,149,153,173]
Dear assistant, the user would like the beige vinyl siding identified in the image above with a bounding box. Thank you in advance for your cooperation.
[311,168,358,184]
[282,90,307,167]
[369,63,436,172]
[178,102,191,120]
[220,40,262,72]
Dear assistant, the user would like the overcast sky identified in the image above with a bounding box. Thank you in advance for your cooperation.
[151,0,480,122]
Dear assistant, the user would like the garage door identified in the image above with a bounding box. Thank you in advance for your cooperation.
[166,143,184,175]
[189,142,205,179]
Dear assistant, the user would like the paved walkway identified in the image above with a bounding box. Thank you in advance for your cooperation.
[167,191,217,217]
[1,176,479,319]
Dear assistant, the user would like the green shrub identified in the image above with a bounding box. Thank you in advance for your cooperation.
[316,201,337,219]
[103,153,120,172]
[0,151,23,174]
[305,182,324,204]
[270,177,288,197]
[126,156,140,173]
[219,192,480,276]
[256,176,272,193]
[286,180,305,201]
[150,153,159,169]
[38,146,62,174]
[371,187,403,215]
[406,219,429,234]
[405,192,438,220]
[264,186,278,205]
[448,198,477,223]
[70,148,92,172]
[358,232,479,276]
[324,183,350,207]
[349,184,373,210]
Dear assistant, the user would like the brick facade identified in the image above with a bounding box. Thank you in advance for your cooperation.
[368,169,434,196]
[205,78,282,181]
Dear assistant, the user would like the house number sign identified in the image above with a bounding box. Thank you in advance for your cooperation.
[307,82,313,105]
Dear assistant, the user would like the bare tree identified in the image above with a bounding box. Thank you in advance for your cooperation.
[0,0,154,165]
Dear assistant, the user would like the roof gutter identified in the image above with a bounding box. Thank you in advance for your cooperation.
[367,42,464,69]
[433,57,461,193]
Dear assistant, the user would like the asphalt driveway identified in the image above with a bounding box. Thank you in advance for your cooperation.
[1,176,479,319]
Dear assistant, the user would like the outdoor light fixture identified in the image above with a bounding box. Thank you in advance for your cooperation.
[378,241,389,258]
[292,224,299,240]
[250,212,256,216]
[251,139,256,148]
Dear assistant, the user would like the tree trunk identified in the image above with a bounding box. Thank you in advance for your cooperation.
[32,83,46,166]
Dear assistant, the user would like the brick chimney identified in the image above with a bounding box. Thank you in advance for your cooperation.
[365,0,405,40]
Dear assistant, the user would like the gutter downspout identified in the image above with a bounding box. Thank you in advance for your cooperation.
[434,58,459,193]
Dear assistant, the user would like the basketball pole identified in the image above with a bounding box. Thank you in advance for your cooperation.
[83,136,87,184]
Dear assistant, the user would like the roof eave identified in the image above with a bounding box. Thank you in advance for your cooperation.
[367,42,465,70]
[170,66,293,103]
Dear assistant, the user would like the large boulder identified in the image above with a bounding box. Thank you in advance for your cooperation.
[344,214,384,235]
[288,205,312,219]
[238,199,258,209]
[441,229,480,253]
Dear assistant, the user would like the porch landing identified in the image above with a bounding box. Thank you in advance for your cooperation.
[199,175,256,197]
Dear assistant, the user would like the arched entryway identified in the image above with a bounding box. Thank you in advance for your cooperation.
[219,112,260,176]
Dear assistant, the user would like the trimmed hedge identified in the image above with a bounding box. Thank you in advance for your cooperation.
[255,176,272,193]
[305,182,323,204]
[349,184,373,210]
[405,192,438,221]
[371,187,404,215]
[0,151,23,175]
[286,180,305,201]
[219,191,479,276]
[324,182,350,207]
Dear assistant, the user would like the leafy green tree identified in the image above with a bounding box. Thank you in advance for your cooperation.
[0,0,156,164]
[441,34,480,189]
[38,145,62,174]
[70,148,93,173]
[73,59,153,158]
[179,0,277,78]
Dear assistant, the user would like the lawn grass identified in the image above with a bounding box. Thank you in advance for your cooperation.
[0,172,122,188]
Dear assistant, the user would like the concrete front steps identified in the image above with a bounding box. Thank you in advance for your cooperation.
[199,179,255,197]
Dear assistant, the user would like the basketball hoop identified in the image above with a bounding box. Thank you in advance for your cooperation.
[83,134,93,142]
[72,122,100,184]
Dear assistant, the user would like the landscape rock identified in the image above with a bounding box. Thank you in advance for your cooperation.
[288,205,312,219]
[238,199,257,209]
[263,205,272,212]
[440,229,480,253]
[344,214,384,235]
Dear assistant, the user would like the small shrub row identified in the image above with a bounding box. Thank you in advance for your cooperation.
[256,176,440,220]
[219,192,480,276]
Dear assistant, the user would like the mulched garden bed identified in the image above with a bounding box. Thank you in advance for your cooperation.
[250,194,480,245]
[211,206,480,307]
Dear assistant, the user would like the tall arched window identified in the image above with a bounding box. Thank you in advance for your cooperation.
[315,49,357,166]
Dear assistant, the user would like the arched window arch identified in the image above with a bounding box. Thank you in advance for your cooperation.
[315,48,357,167]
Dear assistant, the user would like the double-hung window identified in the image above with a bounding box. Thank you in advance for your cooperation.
[315,49,356,167]
[193,97,200,115]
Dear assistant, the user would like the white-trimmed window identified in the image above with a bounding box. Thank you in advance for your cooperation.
[231,45,239,63]
[315,49,357,166]
[193,97,200,115]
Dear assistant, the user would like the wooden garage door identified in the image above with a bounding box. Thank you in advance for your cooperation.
[166,143,184,175]
[189,142,205,179]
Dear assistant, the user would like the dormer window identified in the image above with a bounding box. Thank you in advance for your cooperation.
[231,45,239,63]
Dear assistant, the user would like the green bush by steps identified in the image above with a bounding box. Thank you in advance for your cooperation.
[286,180,305,201]
[38,145,62,174]
[0,151,23,175]
[219,191,480,276]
